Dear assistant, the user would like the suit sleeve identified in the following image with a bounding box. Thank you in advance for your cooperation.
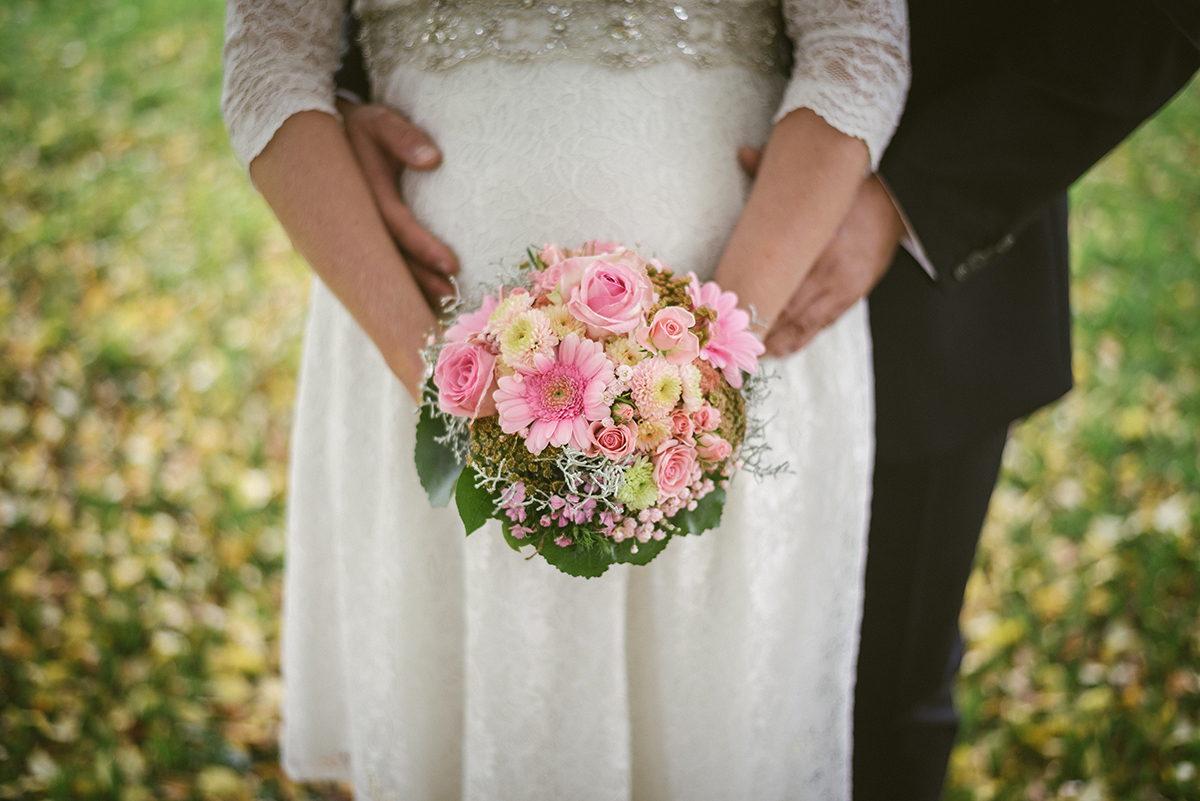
[879,0,1199,284]
[334,5,373,102]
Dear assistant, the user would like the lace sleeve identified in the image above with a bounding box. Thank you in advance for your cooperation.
[776,0,909,170]
[221,0,347,170]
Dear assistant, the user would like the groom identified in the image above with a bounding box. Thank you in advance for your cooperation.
[329,0,1199,797]
[763,1,1199,798]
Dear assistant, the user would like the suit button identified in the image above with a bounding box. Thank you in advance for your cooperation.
[968,251,988,270]
[953,262,970,281]
[997,234,1015,253]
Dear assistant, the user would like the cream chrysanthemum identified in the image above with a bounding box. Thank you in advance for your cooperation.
[499,310,559,372]
[544,303,587,340]
[486,291,534,337]
[637,418,672,451]
[606,335,645,367]
[630,357,682,419]
[679,362,704,412]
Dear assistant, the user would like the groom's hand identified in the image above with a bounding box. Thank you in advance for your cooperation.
[339,98,459,309]
[738,147,904,357]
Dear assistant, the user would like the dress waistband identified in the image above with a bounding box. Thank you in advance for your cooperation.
[359,0,790,75]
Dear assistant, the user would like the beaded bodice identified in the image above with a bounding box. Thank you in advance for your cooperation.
[357,0,790,75]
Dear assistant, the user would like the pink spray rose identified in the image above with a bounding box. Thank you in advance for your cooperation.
[653,441,698,499]
[692,405,721,432]
[588,420,638,460]
[670,411,695,445]
[696,432,732,462]
[565,254,656,336]
[434,342,498,418]
[637,307,701,365]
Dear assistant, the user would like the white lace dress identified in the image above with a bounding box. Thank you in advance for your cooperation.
[222,1,907,798]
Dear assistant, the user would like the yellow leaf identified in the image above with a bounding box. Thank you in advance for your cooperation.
[197,766,250,801]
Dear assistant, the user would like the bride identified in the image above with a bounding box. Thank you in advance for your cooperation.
[222,0,907,797]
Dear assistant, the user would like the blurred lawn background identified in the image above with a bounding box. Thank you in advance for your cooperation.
[0,0,1197,799]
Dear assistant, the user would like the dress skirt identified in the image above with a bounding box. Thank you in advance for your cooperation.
[280,57,875,800]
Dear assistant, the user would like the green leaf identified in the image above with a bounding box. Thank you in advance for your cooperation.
[415,402,463,508]
[669,487,726,536]
[455,465,497,536]
[612,534,671,566]
[538,536,613,579]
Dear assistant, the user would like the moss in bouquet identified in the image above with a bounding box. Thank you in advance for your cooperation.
[468,416,566,493]
[706,376,747,450]
[646,265,694,315]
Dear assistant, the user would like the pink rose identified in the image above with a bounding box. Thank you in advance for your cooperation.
[692,405,721,432]
[637,306,700,365]
[670,411,695,445]
[555,249,646,300]
[589,420,638,460]
[434,342,497,418]
[652,441,698,499]
[696,433,732,463]
[567,256,656,336]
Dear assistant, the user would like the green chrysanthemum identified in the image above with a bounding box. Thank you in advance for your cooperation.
[616,456,658,510]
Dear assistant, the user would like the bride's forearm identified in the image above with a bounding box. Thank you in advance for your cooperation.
[714,108,870,328]
[249,111,437,400]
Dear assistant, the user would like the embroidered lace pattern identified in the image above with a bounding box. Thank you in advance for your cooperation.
[358,0,790,75]
[222,0,907,172]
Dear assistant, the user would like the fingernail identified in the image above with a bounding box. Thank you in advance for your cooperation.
[414,145,439,164]
[436,259,456,274]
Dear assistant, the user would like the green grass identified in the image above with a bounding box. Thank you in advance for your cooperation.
[0,1,1198,799]
[947,76,1200,801]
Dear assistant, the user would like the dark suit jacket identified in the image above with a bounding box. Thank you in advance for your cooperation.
[872,0,1199,459]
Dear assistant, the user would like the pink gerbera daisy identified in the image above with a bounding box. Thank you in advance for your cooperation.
[687,275,765,389]
[493,333,615,454]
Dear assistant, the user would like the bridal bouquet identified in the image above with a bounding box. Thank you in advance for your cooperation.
[416,241,769,577]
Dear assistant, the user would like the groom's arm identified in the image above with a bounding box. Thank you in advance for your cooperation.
[763,0,1197,354]
[333,4,461,306]
[334,8,371,103]
[881,0,1199,285]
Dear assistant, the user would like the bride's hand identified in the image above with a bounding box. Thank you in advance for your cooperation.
[250,111,439,402]
[737,146,904,356]
[339,98,460,309]
[714,108,870,330]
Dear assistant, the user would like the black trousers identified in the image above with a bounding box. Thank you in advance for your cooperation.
[853,425,1010,801]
